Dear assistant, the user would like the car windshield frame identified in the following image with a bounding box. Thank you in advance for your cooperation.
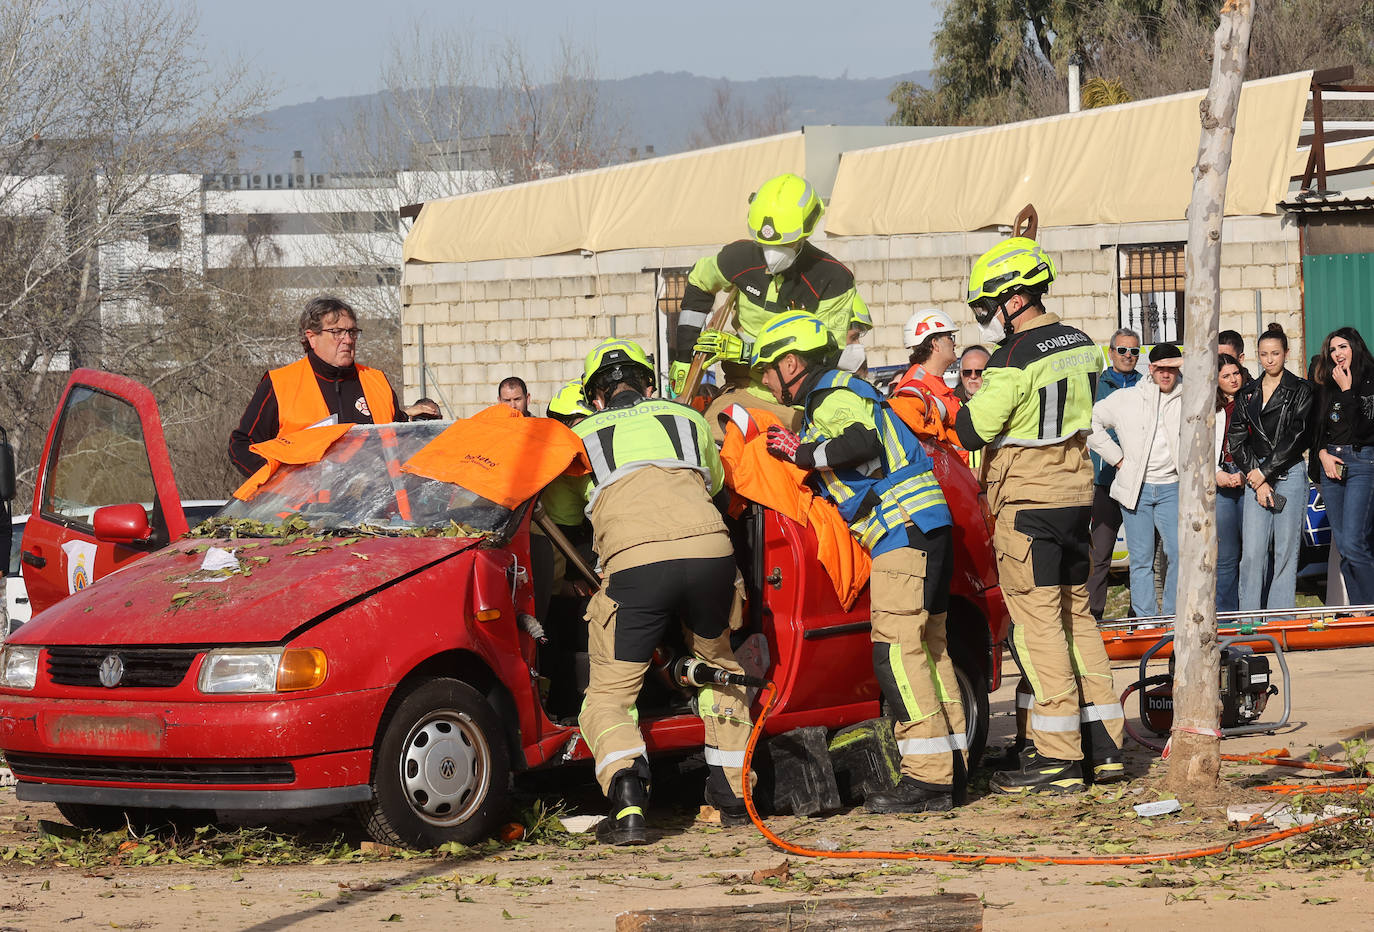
[214,422,524,540]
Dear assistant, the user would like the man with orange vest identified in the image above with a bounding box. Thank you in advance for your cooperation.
[229,295,437,477]
[892,308,961,421]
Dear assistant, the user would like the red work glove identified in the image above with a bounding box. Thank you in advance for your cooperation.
[765,425,803,463]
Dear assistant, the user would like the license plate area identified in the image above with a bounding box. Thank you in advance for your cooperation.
[39,712,166,752]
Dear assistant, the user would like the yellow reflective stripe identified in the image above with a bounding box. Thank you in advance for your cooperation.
[888,642,924,720]
[616,806,644,819]
[1011,626,1042,697]
[926,655,954,703]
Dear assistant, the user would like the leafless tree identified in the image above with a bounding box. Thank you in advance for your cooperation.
[0,0,273,504]
[688,80,794,149]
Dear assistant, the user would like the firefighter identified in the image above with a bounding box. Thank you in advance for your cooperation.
[954,238,1126,794]
[572,339,753,845]
[892,308,962,421]
[753,313,966,813]
[669,173,872,439]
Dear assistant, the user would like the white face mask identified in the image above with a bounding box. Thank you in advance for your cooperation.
[977,315,1007,346]
[762,244,800,274]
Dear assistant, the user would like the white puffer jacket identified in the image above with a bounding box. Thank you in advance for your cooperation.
[1087,379,1183,510]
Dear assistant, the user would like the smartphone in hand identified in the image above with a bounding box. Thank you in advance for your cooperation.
[1266,491,1288,513]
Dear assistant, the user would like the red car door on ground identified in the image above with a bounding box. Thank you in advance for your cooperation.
[19,370,187,616]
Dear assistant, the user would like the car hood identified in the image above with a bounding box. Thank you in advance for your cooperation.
[11,535,483,646]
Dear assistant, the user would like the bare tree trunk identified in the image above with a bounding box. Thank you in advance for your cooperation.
[1169,0,1257,793]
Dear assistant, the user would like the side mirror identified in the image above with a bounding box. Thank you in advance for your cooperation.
[92,504,152,545]
[0,426,14,502]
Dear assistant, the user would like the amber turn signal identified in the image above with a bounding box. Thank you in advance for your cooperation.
[276,648,328,692]
[474,609,503,622]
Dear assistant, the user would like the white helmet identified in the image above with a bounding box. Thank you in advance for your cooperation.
[903,308,957,349]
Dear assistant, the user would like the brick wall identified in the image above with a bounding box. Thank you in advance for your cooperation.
[401,215,1303,417]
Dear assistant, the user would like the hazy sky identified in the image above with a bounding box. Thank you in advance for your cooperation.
[196,0,943,107]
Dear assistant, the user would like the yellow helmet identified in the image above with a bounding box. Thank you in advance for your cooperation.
[966,237,1056,322]
[747,173,824,245]
[547,380,593,422]
[752,312,838,368]
[582,339,653,394]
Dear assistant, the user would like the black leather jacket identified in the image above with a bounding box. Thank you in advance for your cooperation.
[1226,370,1314,484]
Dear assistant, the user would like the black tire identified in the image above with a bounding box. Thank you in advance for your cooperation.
[357,678,510,849]
[56,802,214,835]
[951,656,990,770]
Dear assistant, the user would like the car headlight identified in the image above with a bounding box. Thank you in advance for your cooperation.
[0,645,40,690]
[197,648,327,694]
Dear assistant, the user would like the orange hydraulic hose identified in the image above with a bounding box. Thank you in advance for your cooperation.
[740,682,1358,866]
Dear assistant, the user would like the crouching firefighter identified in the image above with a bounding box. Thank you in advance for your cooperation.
[754,312,967,813]
[954,237,1126,794]
[573,339,754,845]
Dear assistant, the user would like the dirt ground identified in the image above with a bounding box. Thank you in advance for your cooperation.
[2,646,1372,931]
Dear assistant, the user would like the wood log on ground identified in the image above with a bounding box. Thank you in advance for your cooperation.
[614,892,982,931]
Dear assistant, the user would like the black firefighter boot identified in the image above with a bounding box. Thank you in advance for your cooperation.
[596,760,650,846]
[863,775,955,814]
[1080,716,1127,785]
[703,767,750,827]
[990,753,1085,795]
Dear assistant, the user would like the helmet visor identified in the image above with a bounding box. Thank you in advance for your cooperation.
[970,296,1001,326]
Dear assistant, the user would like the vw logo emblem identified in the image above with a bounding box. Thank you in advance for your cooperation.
[439,758,456,779]
[98,653,124,688]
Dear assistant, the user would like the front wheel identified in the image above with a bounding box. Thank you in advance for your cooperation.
[951,657,990,770]
[357,678,510,849]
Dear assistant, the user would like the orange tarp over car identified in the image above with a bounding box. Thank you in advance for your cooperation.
[718,405,870,610]
[401,405,590,509]
[233,424,353,501]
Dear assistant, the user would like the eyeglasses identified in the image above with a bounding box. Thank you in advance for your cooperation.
[1113,346,1141,357]
[961,368,985,378]
[318,327,362,339]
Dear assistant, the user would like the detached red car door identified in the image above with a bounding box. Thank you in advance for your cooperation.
[19,370,187,616]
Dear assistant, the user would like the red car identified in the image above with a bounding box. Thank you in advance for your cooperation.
[0,370,1009,848]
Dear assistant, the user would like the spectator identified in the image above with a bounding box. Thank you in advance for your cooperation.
[1215,354,1247,613]
[1227,323,1314,616]
[1309,327,1374,605]
[408,397,443,421]
[1085,328,1142,621]
[954,346,990,403]
[498,376,531,415]
[1219,330,1254,386]
[229,295,436,477]
[1088,342,1183,620]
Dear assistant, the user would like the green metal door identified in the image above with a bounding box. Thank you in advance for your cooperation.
[1302,252,1374,360]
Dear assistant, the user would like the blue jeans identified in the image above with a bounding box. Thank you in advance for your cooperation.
[1240,465,1307,614]
[1216,482,1245,613]
[1320,444,1374,606]
[1121,482,1179,619]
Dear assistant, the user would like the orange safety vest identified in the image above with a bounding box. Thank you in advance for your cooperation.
[268,356,397,436]
[718,405,871,610]
[889,368,969,466]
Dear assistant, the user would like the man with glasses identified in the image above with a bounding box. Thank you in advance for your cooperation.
[955,346,990,403]
[1086,329,1143,621]
[229,295,437,477]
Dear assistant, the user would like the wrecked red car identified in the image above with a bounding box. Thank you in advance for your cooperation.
[0,370,1009,848]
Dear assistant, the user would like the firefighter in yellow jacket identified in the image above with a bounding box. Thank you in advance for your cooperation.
[573,339,753,845]
[670,173,871,438]
[754,313,967,812]
[953,238,1126,794]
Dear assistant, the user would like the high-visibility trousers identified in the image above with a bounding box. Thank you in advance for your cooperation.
[994,503,1125,761]
[580,554,752,797]
[869,525,966,786]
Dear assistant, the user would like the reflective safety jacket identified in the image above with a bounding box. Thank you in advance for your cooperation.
[673,239,871,365]
[268,356,397,436]
[954,313,1099,452]
[573,393,728,569]
[800,370,951,558]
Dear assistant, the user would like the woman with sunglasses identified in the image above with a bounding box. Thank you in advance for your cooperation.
[1214,353,1247,612]
[1226,323,1314,616]
[1309,327,1374,605]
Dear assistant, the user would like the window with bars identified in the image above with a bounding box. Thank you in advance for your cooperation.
[653,267,691,359]
[1118,243,1185,343]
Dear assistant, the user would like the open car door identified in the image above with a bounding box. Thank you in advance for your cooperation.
[19,370,187,616]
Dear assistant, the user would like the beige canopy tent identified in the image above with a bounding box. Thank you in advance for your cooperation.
[404,133,805,264]
[826,72,1314,236]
